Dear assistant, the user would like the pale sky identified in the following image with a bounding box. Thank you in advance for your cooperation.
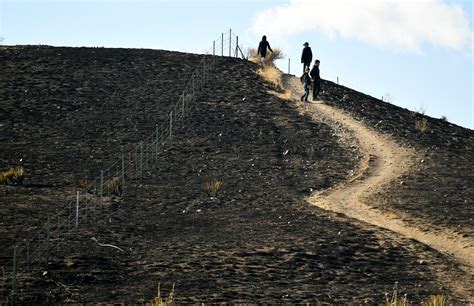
[1,0,473,129]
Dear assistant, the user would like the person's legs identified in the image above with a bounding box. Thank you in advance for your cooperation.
[315,81,321,99]
[314,80,321,100]
[312,81,317,100]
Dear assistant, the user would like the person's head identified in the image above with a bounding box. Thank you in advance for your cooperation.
[315,59,320,66]
[303,42,309,47]
[262,35,267,41]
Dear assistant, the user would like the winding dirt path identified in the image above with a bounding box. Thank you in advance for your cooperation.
[283,74,473,300]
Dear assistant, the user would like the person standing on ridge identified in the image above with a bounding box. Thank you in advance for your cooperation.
[301,42,313,73]
[300,66,311,106]
[310,59,321,101]
[257,35,273,64]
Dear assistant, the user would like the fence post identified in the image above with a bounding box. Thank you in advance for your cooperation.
[155,126,159,161]
[337,77,339,85]
[169,111,173,141]
[288,58,290,74]
[76,191,79,228]
[121,154,125,196]
[229,29,232,57]
[12,247,17,304]
[140,141,143,176]
[26,240,30,273]
[46,216,51,260]
[56,214,60,252]
[100,171,104,211]
[192,76,195,103]
[213,41,215,56]
[221,33,224,56]
[235,36,239,57]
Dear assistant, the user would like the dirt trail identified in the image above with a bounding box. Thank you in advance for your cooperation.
[283,74,473,299]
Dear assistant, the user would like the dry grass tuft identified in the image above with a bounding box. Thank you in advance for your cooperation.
[255,64,292,100]
[203,179,223,197]
[0,165,24,185]
[421,295,451,306]
[257,65,284,89]
[147,283,175,306]
[105,177,122,196]
[415,117,429,133]
[247,48,285,66]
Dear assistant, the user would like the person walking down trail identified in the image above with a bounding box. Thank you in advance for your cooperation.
[310,59,321,101]
[300,67,312,106]
[301,42,313,73]
[257,35,273,65]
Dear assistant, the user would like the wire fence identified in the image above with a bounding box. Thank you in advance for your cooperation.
[0,29,245,305]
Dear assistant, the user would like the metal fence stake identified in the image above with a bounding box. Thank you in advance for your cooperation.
[57,214,60,253]
[76,191,80,228]
[229,29,232,57]
[221,33,224,56]
[47,216,51,261]
[100,170,104,212]
[26,240,30,273]
[169,111,173,140]
[121,154,125,196]
[213,40,215,56]
[236,36,239,57]
[155,126,159,161]
[182,91,185,118]
[140,141,143,176]
[12,247,17,304]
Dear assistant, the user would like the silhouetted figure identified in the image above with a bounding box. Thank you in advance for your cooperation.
[257,35,273,64]
[300,66,311,105]
[310,59,321,100]
[301,42,313,73]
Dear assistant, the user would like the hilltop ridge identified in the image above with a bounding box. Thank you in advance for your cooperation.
[0,46,472,303]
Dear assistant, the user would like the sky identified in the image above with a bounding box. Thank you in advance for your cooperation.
[1,0,473,129]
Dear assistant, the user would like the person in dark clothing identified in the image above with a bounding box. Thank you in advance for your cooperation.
[310,59,321,100]
[257,35,273,64]
[301,42,313,73]
[300,67,311,105]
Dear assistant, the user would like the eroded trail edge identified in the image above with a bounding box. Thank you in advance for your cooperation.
[283,74,473,299]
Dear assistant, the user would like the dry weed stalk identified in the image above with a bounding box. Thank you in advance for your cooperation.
[421,295,451,306]
[148,283,175,306]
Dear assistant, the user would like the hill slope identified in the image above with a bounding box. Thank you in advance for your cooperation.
[0,46,472,303]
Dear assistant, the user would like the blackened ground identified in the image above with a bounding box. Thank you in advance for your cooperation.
[319,80,473,237]
[0,47,467,303]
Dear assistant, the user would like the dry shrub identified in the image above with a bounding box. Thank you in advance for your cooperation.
[105,177,122,196]
[0,165,24,185]
[248,47,285,66]
[203,179,222,197]
[421,295,451,306]
[147,283,175,306]
[415,117,429,133]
